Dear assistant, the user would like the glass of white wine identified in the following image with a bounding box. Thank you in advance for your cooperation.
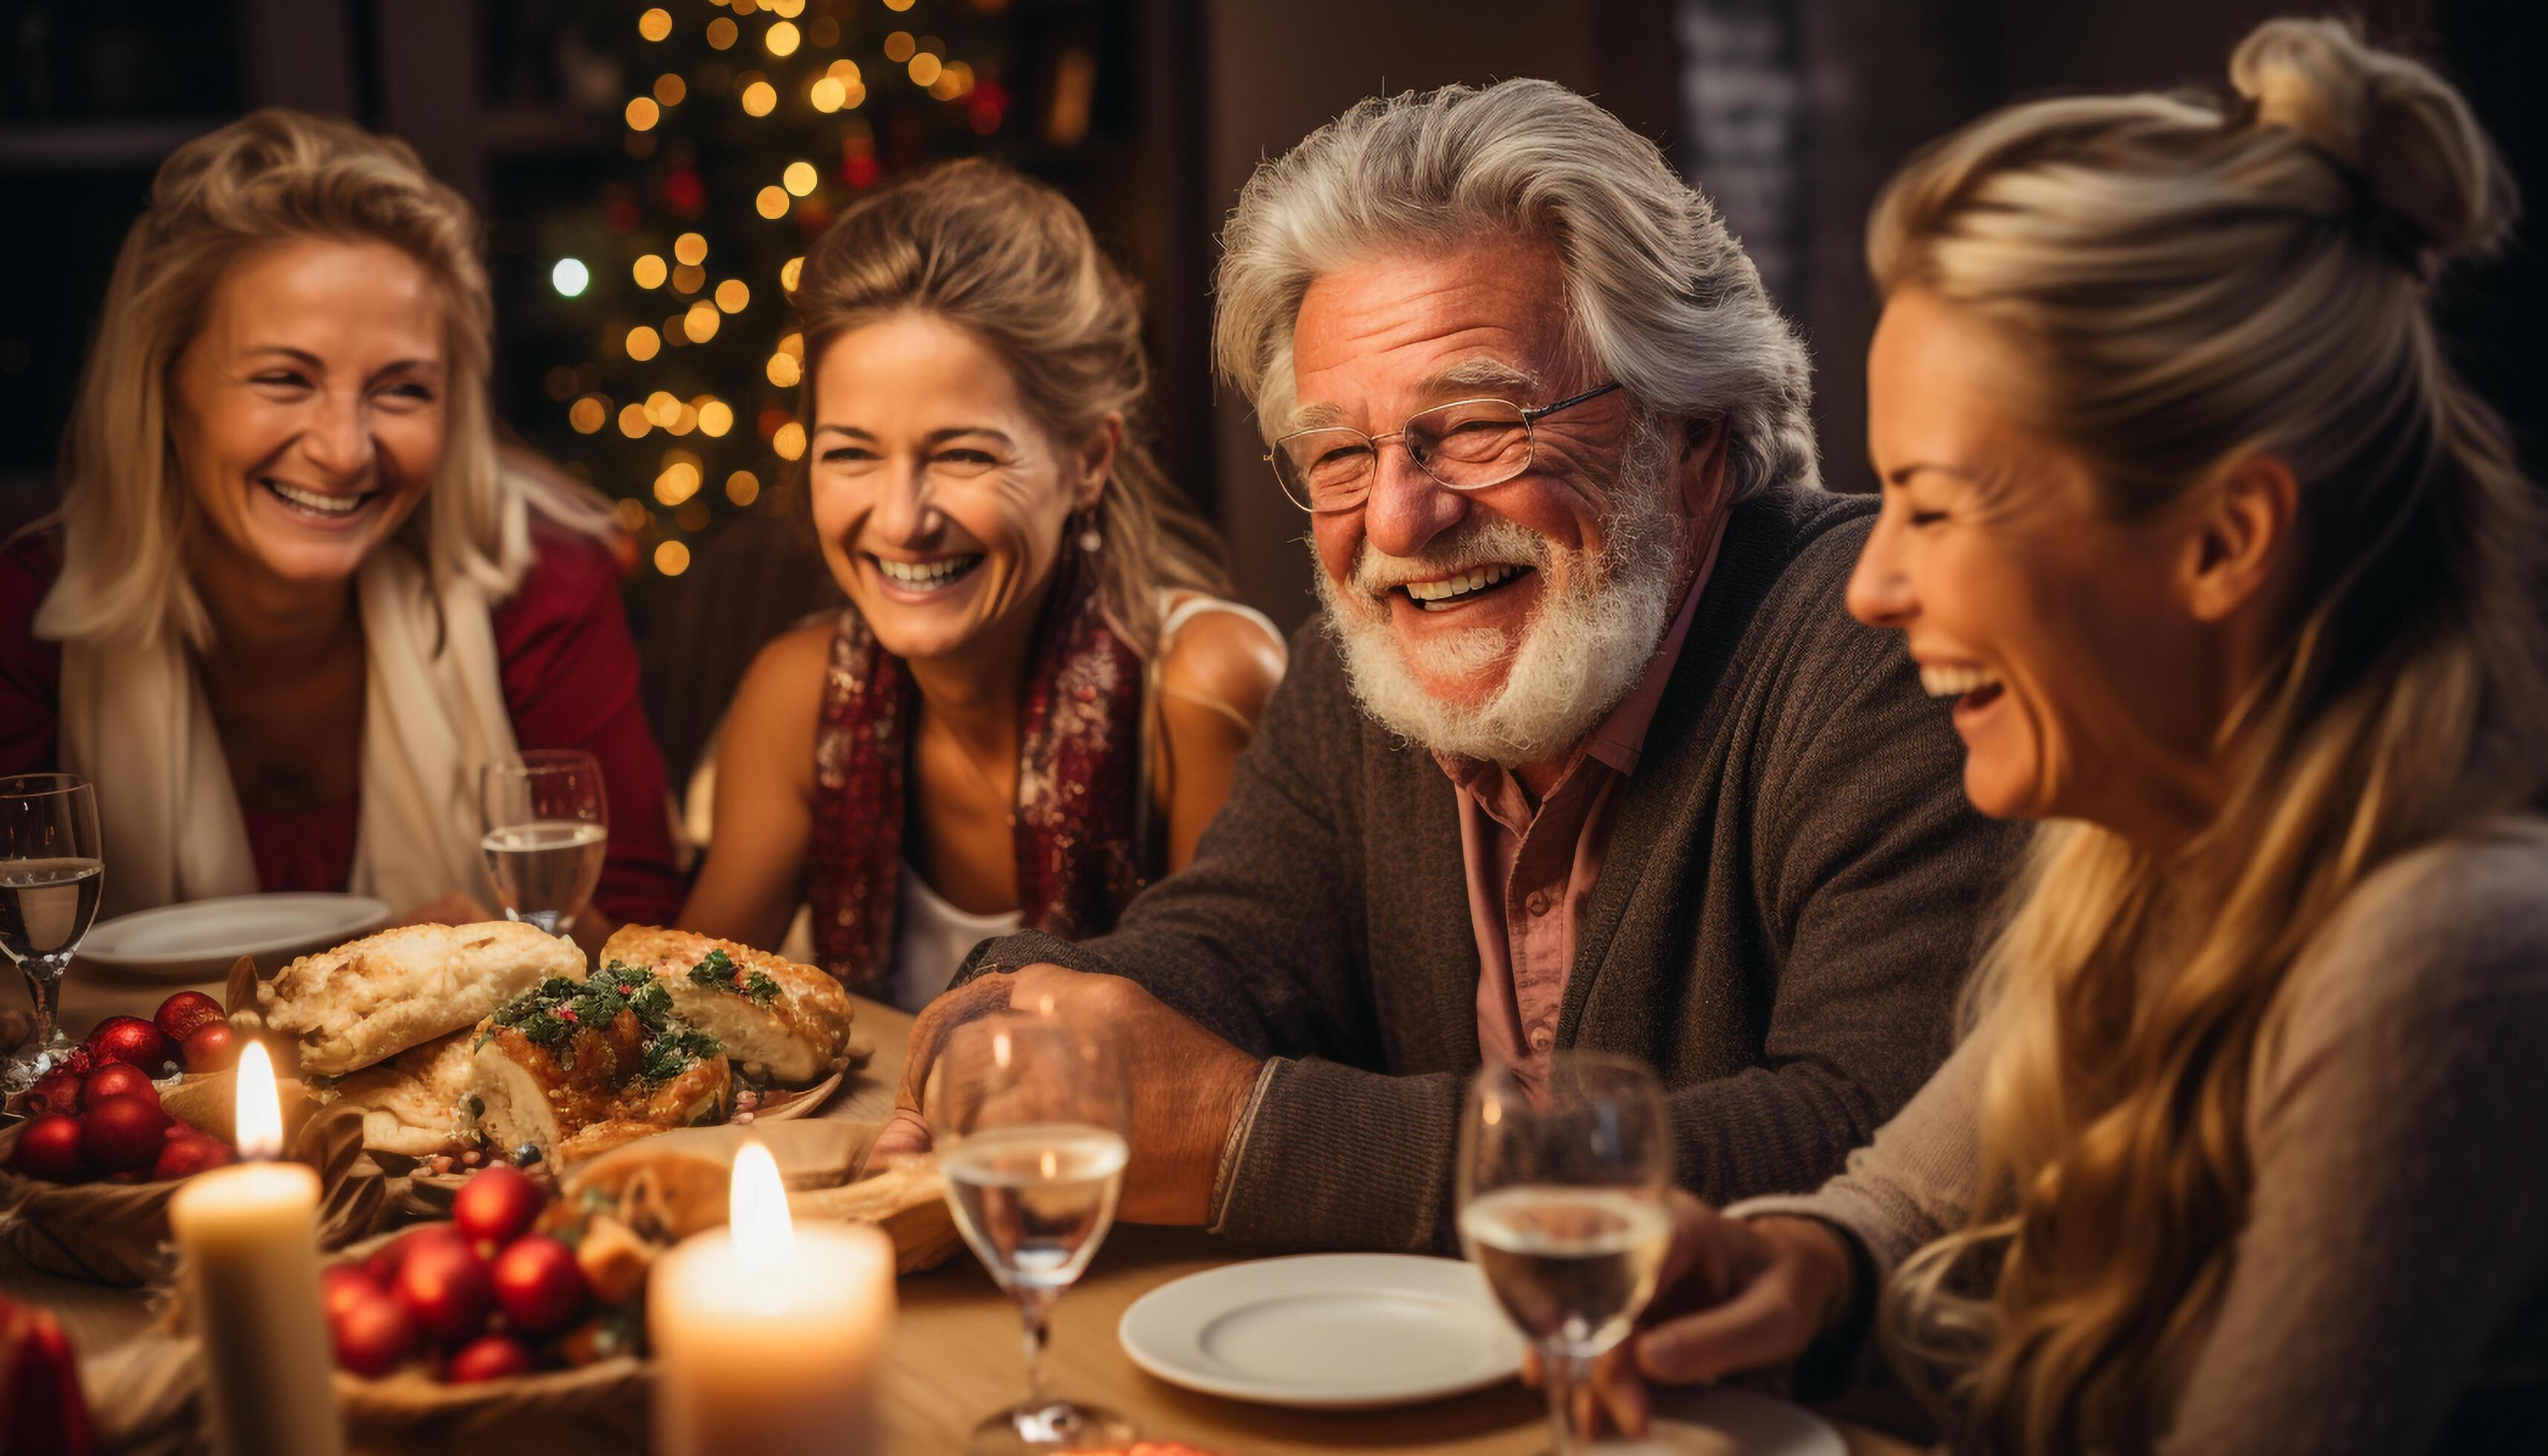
[1,774,104,1092]
[478,750,607,936]
[1458,1052,1674,1456]
[932,1012,1137,1455]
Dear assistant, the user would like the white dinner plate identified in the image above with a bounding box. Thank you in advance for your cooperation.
[78,893,389,981]
[1117,1253,1526,1410]
[1622,1387,1851,1455]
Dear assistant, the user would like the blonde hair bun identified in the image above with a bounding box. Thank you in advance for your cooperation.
[2230,17,2512,264]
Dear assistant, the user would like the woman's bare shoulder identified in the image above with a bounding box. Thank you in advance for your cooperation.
[1157,603,1287,733]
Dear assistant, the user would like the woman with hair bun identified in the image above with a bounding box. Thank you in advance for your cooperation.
[1570,19,2548,1454]
[677,159,1284,1008]
[0,110,682,943]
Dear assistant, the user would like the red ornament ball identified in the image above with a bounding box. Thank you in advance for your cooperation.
[79,1095,172,1174]
[394,1230,495,1345]
[85,1016,174,1072]
[444,1333,538,1384]
[363,1226,438,1287]
[78,1062,158,1112]
[322,1263,380,1322]
[331,1292,418,1378]
[10,1114,85,1182]
[151,1134,235,1182]
[491,1235,587,1336]
[153,992,227,1045]
[452,1164,544,1248]
[21,1071,80,1117]
[181,1024,239,1074]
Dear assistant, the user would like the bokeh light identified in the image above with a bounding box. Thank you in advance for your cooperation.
[765,20,800,56]
[633,253,668,289]
[638,7,673,42]
[767,351,802,388]
[909,54,943,87]
[551,258,589,296]
[884,0,914,11]
[699,400,736,437]
[706,17,738,49]
[674,232,708,266]
[884,31,915,62]
[684,299,722,342]
[672,262,706,294]
[568,396,608,433]
[625,97,660,131]
[783,160,818,197]
[654,458,703,505]
[756,186,790,219]
[654,540,692,576]
[727,470,762,507]
[615,498,649,532]
[646,391,682,427]
[741,80,778,117]
[619,403,651,438]
[654,74,686,106]
[715,279,750,313]
[780,256,804,292]
[625,325,662,362]
[773,421,807,461]
[810,77,846,112]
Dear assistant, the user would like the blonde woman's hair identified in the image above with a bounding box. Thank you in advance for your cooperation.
[792,157,1230,657]
[1213,78,1819,504]
[34,108,611,651]
[1868,19,2548,1452]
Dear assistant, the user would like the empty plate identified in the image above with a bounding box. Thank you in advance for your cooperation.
[79,893,389,981]
[1118,1253,1525,1410]
[1619,1388,1850,1455]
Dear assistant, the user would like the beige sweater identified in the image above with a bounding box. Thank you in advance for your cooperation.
[1733,818,2548,1455]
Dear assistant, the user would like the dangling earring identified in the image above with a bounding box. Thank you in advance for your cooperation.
[1076,500,1103,555]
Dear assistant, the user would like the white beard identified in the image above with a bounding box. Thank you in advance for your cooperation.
[1315,414,1686,765]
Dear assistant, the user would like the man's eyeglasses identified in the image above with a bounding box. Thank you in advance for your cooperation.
[1264,382,1625,513]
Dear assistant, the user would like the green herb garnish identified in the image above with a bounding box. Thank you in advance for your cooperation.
[640,1027,724,1085]
[688,949,779,1005]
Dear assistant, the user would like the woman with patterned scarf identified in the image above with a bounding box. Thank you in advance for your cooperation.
[679,160,1287,1010]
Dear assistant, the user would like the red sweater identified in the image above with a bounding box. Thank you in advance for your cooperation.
[0,527,684,925]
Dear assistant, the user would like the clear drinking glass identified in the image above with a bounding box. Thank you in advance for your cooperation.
[1457,1053,1675,1456]
[1,774,105,1092]
[932,1013,1138,1455]
[478,750,607,935]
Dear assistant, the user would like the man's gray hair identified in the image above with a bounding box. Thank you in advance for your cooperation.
[1214,78,1819,504]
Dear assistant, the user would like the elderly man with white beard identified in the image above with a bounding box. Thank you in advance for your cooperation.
[874,79,2018,1251]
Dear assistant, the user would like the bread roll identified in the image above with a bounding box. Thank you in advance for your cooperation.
[259,921,585,1076]
[326,1030,475,1156]
[599,926,855,1085]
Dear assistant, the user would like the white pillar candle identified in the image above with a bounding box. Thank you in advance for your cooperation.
[649,1141,897,1456]
[166,1041,345,1456]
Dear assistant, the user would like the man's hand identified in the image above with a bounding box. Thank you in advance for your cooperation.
[867,965,1261,1226]
[1525,1196,1857,1437]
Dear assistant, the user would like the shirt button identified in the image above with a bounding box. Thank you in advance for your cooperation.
[1525,891,1550,917]
[1529,1026,1553,1052]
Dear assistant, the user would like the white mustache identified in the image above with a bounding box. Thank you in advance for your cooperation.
[1349,516,1553,598]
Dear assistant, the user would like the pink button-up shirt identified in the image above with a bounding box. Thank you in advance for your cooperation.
[1440,513,1727,1090]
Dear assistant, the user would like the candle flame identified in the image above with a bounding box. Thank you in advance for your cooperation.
[235,1039,282,1159]
[730,1140,794,1274]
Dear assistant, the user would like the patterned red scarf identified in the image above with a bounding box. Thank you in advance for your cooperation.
[807,544,1147,995]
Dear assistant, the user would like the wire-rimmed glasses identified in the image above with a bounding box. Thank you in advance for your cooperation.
[1,773,104,1092]
[1265,381,1624,513]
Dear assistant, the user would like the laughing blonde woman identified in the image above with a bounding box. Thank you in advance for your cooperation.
[1573,19,2548,1455]
[0,111,682,941]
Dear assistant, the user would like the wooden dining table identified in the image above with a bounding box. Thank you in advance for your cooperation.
[10,963,1931,1455]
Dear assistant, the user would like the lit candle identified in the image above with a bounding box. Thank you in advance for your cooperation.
[650,1140,897,1456]
[166,1041,345,1456]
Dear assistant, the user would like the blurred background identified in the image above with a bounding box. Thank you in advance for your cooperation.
[1,0,2538,782]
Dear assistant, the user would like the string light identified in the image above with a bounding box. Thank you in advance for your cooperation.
[782,160,817,197]
[715,279,750,312]
[625,325,662,362]
[674,232,709,266]
[638,7,673,41]
[756,186,790,219]
[764,20,800,56]
[810,77,846,112]
[569,396,608,433]
[633,253,668,289]
[646,391,683,427]
[741,79,778,117]
[685,299,722,342]
[727,470,761,507]
[706,16,738,48]
[909,53,943,86]
[619,403,651,438]
[700,400,736,437]
[625,97,660,131]
[654,540,692,576]
[655,460,703,504]
[773,421,807,460]
[551,258,590,296]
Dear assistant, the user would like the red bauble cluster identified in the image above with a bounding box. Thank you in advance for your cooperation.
[5,1049,237,1186]
[327,1167,593,1383]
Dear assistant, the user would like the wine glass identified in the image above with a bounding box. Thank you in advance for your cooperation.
[1,774,105,1092]
[477,750,607,936]
[931,1012,1137,1455]
[1457,1053,1675,1456]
